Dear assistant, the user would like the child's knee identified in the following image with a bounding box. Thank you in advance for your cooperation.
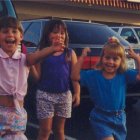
[40,127,52,137]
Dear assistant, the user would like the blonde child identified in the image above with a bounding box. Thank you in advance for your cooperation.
[0,16,64,139]
[71,36,140,140]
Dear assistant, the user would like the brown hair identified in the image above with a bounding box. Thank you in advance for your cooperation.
[39,19,69,50]
[0,16,23,34]
[39,19,71,61]
[96,36,127,73]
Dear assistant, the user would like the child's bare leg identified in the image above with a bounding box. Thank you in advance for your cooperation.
[38,118,53,140]
[53,116,66,140]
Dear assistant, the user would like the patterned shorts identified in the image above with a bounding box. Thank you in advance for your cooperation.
[0,133,27,140]
[0,106,27,139]
[36,90,72,119]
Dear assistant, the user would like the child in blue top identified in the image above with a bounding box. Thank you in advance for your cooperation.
[71,36,140,140]
[33,19,80,140]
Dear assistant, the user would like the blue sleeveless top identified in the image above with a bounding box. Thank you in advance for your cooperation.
[37,48,72,93]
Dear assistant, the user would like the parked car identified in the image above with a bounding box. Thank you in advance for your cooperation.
[111,26,140,48]
[22,19,140,101]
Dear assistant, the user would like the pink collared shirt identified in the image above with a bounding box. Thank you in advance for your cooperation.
[0,48,30,100]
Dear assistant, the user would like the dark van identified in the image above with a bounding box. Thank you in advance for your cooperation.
[22,18,140,98]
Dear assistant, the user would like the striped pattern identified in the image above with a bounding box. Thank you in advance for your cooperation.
[66,0,140,10]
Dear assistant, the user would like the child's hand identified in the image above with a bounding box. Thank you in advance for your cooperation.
[127,47,139,60]
[72,94,80,107]
[81,47,91,57]
[52,44,65,52]
[51,35,65,52]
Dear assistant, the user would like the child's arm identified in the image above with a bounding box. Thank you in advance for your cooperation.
[72,81,80,107]
[71,48,91,81]
[127,47,140,80]
[71,50,80,107]
[26,45,64,66]
[28,49,41,81]
[29,64,41,81]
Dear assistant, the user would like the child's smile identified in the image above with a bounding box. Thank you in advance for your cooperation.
[5,38,16,44]
[102,52,122,76]
[0,27,23,56]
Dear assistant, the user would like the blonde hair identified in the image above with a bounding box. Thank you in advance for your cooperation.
[96,36,127,73]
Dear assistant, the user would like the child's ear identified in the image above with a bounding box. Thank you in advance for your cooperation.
[20,33,23,41]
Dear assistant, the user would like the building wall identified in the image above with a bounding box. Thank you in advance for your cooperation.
[13,1,140,26]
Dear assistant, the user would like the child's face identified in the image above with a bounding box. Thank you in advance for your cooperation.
[102,51,122,74]
[0,27,23,55]
[49,25,66,47]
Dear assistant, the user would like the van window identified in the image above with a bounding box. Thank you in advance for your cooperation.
[66,22,112,45]
[22,21,42,46]
[134,28,140,40]
[121,28,135,37]
[0,0,16,18]
[121,28,138,44]
[66,22,128,46]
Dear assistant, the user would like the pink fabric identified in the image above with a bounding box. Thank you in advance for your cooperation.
[0,106,27,134]
[21,43,27,54]
[2,133,27,140]
[0,48,30,100]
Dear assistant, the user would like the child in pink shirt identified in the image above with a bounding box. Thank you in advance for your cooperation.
[0,16,64,139]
